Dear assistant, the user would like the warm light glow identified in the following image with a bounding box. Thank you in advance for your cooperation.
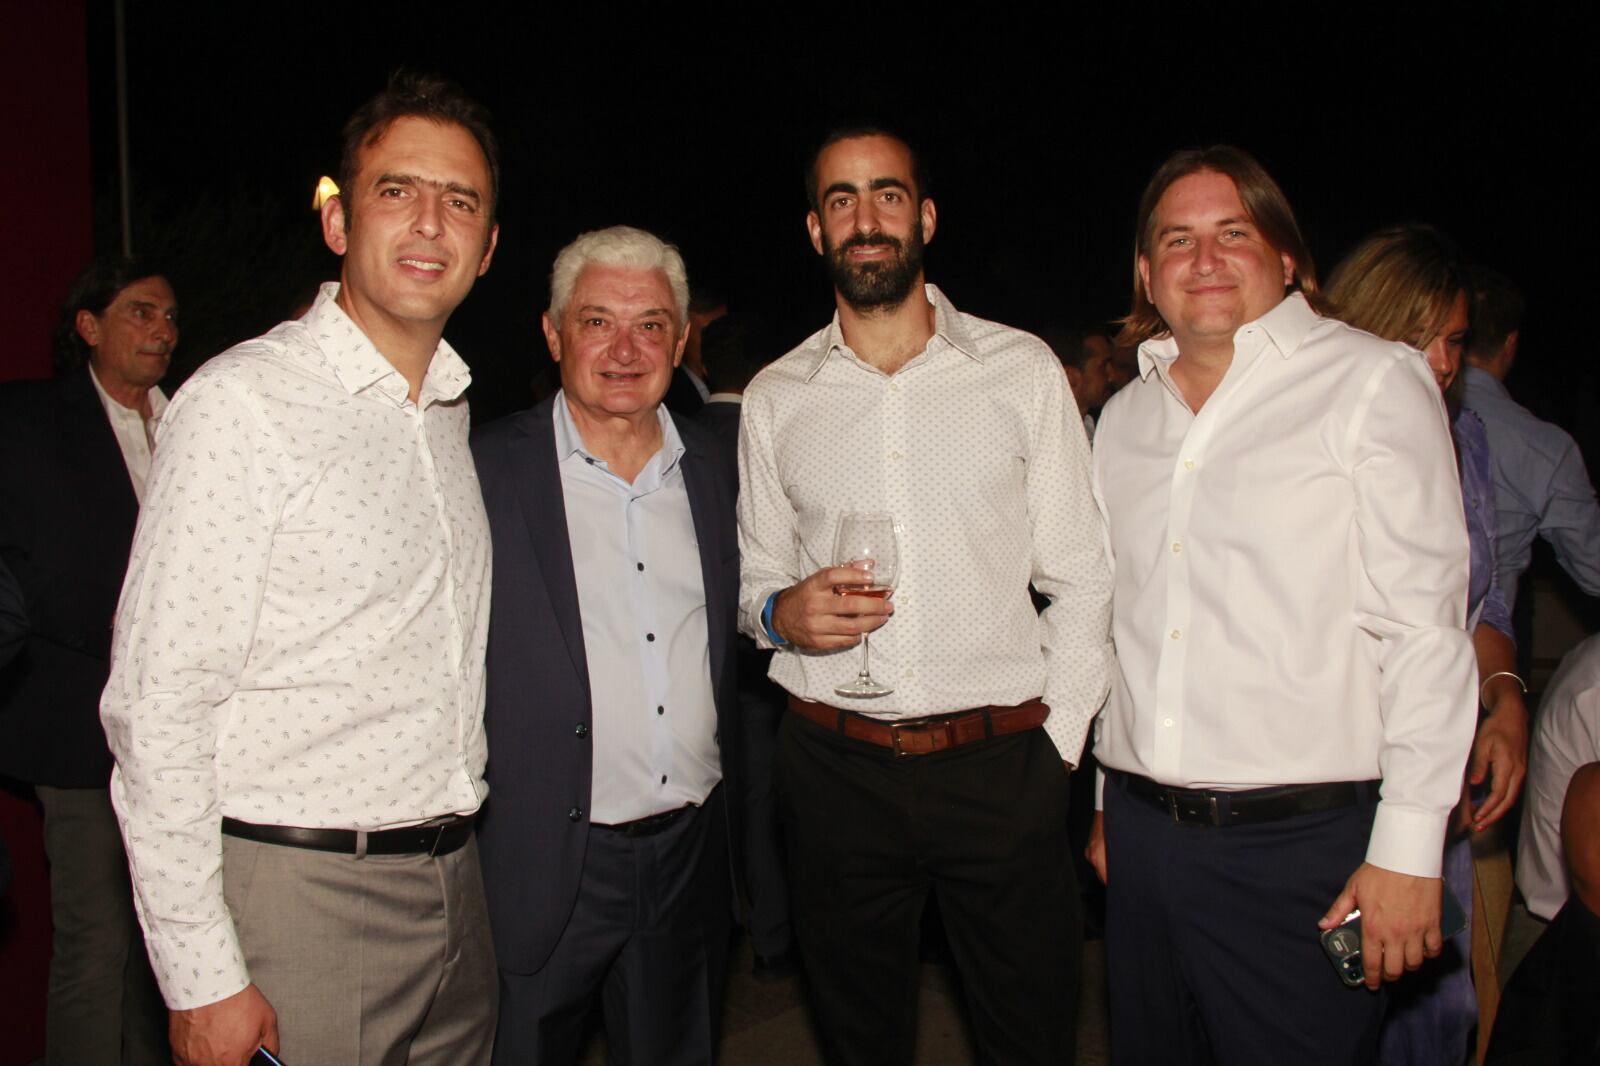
[312,176,340,210]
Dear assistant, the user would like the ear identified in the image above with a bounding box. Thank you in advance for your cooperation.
[476,223,499,277]
[542,312,563,363]
[1137,255,1153,303]
[321,196,349,256]
[919,197,937,245]
[1280,252,1296,288]
[672,320,689,368]
[75,308,101,349]
[806,211,824,257]
[1503,330,1520,361]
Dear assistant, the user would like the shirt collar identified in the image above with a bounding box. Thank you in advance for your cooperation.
[551,388,686,474]
[1136,291,1317,380]
[802,283,981,382]
[87,362,168,421]
[1463,364,1510,400]
[302,282,473,407]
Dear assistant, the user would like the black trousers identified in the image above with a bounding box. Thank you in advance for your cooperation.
[494,788,731,1066]
[777,712,1080,1066]
[737,663,792,959]
[1103,771,1383,1066]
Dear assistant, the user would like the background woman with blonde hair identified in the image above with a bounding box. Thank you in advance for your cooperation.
[1327,224,1528,1065]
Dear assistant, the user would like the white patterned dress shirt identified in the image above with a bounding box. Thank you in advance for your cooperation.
[1091,293,1477,878]
[737,284,1113,764]
[101,283,491,1009]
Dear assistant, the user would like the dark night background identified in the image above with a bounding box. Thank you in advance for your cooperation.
[69,3,1594,452]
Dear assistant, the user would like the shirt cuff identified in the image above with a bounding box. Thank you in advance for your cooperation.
[1364,803,1449,878]
[144,916,251,1010]
[761,590,788,647]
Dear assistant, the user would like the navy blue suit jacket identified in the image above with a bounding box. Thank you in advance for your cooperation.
[0,370,142,787]
[471,394,741,974]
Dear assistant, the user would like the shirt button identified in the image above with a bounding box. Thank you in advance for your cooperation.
[1170,629,1181,640]
[661,774,668,784]
[889,450,902,461]
[1171,542,1182,554]
[646,633,655,642]
[1184,459,1196,470]
[636,562,644,572]
[1163,718,1174,727]
[657,705,665,716]
[574,723,589,738]
[567,807,584,822]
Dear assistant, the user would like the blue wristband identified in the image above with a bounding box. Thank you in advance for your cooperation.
[762,590,788,646]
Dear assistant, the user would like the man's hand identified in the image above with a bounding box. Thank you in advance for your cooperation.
[1466,695,1529,831]
[1085,809,1108,885]
[170,983,279,1066]
[771,565,893,651]
[1318,864,1442,991]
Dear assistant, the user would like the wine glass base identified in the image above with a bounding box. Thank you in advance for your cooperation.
[834,679,894,698]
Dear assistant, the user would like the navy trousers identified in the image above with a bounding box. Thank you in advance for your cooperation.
[1103,771,1383,1066]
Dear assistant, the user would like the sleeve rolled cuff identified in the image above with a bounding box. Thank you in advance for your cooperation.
[1363,803,1449,879]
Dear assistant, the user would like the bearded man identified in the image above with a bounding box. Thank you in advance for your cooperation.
[735,127,1112,1066]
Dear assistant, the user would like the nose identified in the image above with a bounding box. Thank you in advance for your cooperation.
[414,193,443,240]
[1192,238,1220,275]
[608,327,639,365]
[851,197,880,236]
[152,315,177,348]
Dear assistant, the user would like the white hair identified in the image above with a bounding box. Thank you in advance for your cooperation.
[547,225,690,326]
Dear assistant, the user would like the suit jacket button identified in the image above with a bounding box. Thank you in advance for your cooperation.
[568,807,584,822]
[574,723,589,738]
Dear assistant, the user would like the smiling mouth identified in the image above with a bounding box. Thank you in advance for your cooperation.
[399,258,446,272]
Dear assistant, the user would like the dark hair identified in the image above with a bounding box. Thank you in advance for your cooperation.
[1038,324,1111,372]
[805,125,930,213]
[336,69,500,227]
[701,313,770,394]
[1467,265,1525,361]
[1119,145,1322,347]
[52,254,167,375]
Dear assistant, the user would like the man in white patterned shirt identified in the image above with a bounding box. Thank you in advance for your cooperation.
[1089,146,1476,1065]
[737,127,1113,1065]
[101,72,500,1066]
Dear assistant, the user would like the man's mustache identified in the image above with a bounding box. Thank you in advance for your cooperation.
[839,233,902,252]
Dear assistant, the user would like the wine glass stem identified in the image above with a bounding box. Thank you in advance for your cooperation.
[858,633,873,682]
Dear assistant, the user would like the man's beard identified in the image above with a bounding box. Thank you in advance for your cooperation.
[825,224,925,313]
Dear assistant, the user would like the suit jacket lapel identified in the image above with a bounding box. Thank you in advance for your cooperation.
[511,398,592,700]
[679,434,729,701]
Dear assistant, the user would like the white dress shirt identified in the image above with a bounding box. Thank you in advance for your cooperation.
[554,393,720,825]
[1091,293,1477,877]
[1517,632,1600,920]
[737,284,1112,763]
[88,363,167,503]
[101,284,491,1009]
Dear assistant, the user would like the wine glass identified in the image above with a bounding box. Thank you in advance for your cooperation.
[832,512,899,698]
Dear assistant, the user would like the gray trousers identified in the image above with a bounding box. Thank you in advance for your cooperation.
[36,783,168,1066]
[222,831,498,1066]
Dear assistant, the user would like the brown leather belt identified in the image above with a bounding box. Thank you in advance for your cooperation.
[788,695,1048,756]
[221,814,474,857]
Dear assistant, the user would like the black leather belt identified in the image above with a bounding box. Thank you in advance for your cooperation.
[594,804,695,837]
[1119,772,1376,828]
[221,814,475,856]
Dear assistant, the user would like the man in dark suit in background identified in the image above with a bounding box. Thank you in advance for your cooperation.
[474,225,740,1065]
[0,254,176,1064]
[692,314,798,981]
